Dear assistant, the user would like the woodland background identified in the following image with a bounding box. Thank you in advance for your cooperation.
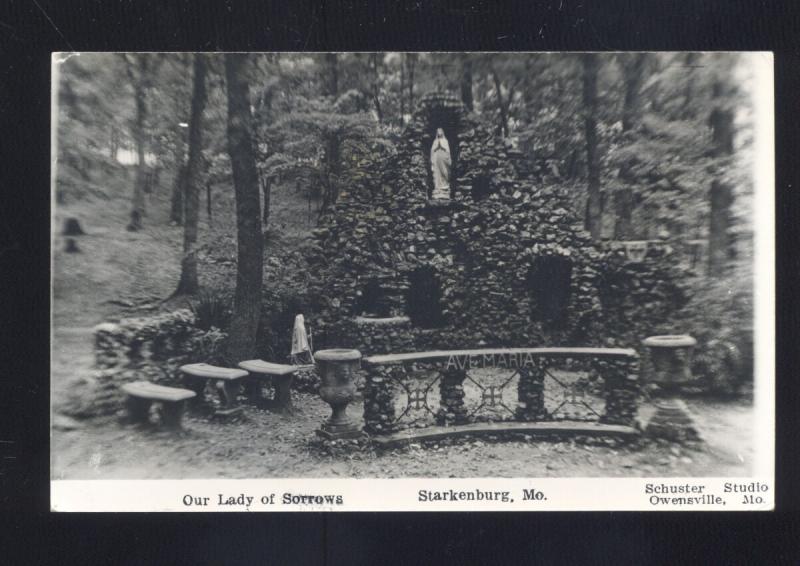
[54,52,755,395]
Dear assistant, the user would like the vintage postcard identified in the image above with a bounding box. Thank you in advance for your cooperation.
[50,52,774,511]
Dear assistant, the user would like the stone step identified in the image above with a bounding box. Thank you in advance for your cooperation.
[371,420,639,448]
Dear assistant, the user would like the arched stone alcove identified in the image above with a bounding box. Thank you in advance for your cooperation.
[407,266,446,329]
[354,278,391,318]
[526,256,573,328]
[417,99,465,200]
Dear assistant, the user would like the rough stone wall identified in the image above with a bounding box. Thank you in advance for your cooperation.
[93,310,227,381]
[597,245,692,348]
[306,92,687,356]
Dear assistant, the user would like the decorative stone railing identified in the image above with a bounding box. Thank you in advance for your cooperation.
[362,348,640,445]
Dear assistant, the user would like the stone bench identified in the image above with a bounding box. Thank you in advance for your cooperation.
[179,363,249,416]
[121,381,196,430]
[238,360,300,413]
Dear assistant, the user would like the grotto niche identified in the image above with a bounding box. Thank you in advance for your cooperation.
[305,91,685,356]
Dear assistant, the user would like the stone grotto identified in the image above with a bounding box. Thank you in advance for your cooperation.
[306,92,687,356]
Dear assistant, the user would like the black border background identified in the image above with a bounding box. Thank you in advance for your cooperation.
[1,1,799,563]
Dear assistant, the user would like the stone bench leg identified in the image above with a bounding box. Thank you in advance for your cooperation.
[215,379,242,416]
[160,401,187,430]
[125,396,151,423]
[183,376,207,409]
[244,376,265,405]
[272,374,294,413]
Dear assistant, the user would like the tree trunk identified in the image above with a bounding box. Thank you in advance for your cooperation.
[709,87,735,157]
[613,187,634,239]
[323,53,341,210]
[399,55,406,124]
[406,53,417,112]
[460,55,473,111]
[170,164,186,224]
[206,181,212,224]
[707,80,736,272]
[622,53,647,133]
[262,176,271,227]
[324,53,338,98]
[126,56,149,231]
[582,54,603,240]
[708,180,733,272]
[491,71,509,137]
[681,52,699,119]
[109,126,119,159]
[174,54,208,296]
[369,53,384,123]
[224,53,264,364]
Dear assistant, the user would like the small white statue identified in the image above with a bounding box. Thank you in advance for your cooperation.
[290,314,314,365]
[430,128,452,199]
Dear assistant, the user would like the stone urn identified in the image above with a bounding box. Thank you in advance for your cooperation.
[315,349,364,440]
[641,335,700,441]
[642,335,697,390]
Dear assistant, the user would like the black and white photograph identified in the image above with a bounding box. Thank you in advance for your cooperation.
[49,52,773,510]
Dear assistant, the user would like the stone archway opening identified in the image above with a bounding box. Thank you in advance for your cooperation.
[527,256,573,328]
[354,278,392,318]
[406,266,446,329]
[471,174,496,202]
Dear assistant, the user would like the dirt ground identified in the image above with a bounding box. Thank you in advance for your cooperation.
[52,392,753,479]
[51,185,755,480]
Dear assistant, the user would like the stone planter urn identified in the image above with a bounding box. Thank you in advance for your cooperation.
[315,349,364,440]
[641,335,700,441]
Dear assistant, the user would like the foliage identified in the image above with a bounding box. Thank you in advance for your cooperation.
[257,88,395,213]
[58,52,758,398]
[189,288,231,331]
[674,266,754,395]
[255,249,317,362]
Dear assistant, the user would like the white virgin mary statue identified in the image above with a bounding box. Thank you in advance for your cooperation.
[430,128,451,199]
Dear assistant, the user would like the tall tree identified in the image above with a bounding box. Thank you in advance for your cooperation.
[323,53,342,208]
[582,53,603,240]
[369,53,384,123]
[324,53,338,97]
[224,53,264,363]
[487,58,522,138]
[123,54,150,231]
[170,162,186,224]
[405,53,417,113]
[621,53,647,133]
[173,54,208,296]
[460,54,473,111]
[681,52,700,119]
[399,54,406,124]
[707,79,736,272]
[261,176,271,226]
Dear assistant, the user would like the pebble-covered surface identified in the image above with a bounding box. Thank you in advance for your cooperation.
[52,391,754,480]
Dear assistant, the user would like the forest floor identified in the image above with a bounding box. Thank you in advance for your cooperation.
[51,393,755,480]
[52,174,755,480]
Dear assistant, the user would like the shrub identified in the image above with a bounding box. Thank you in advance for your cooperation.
[189,288,231,331]
[676,272,753,396]
[256,288,313,363]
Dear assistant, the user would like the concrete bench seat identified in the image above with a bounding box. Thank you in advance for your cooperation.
[179,363,249,416]
[179,363,249,380]
[121,381,196,429]
[238,360,300,413]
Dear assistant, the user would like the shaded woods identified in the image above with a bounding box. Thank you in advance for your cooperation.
[54,53,756,390]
